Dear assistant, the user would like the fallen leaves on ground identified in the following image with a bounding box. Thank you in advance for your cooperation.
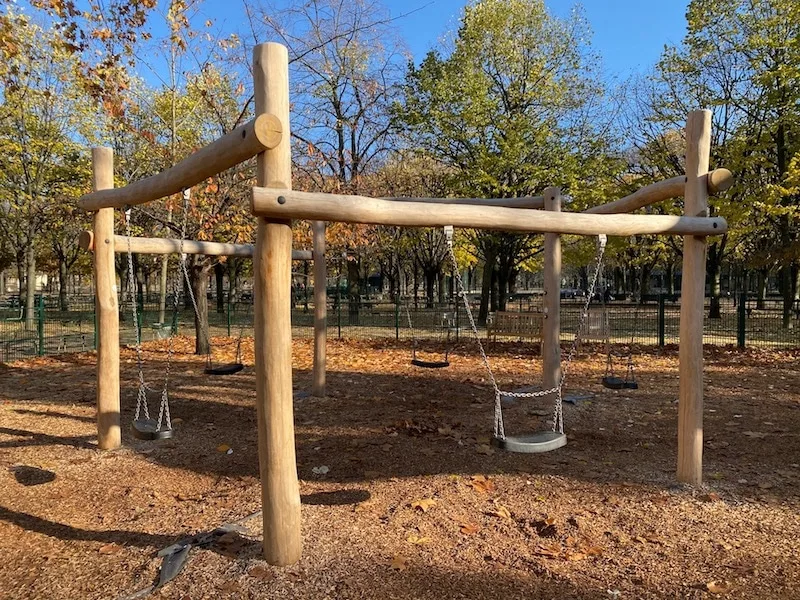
[406,534,431,545]
[465,475,495,494]
[486,505,512,520]
[410,498,437,513]
[707,580,733,594]
[459,522,481,535]
[389,556,408,571]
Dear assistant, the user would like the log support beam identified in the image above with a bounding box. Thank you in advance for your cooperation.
[542,187,561,422]
[79,114,283,211]
[79,231,312,260]
[251,188,727,237]
[677,109,712,485]
[92,148,121,450]
[312,221,327,397]
[253,42,302,566]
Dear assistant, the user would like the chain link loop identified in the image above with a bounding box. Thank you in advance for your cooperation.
[447,230,606,439]
[125,209,150,423]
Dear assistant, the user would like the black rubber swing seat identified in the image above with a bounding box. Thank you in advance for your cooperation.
[411,359,450,369]
[601,375,626,390]
[623,380,639,390]
[491,431,567,453]
[205,363,244,376]
[131,419,174,441]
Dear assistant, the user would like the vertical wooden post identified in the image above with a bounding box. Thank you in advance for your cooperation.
[542,187,562,406]
[677,109,711,485]
[92,147,121,450]
[252,42,302,565]
[312,221,327,397]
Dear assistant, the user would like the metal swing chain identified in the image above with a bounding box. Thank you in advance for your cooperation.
[624,292,639,384]
[550,235,607,433]
[177,190,216,369]
[447,228,607,438]
[124,208,150,423]
[155,257,181,432]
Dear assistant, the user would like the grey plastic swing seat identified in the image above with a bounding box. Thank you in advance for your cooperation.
[602,375,626,390]
[205,363,244,376]
[411,358,450,369]
[491,431,567,453]
[131,419,174,441]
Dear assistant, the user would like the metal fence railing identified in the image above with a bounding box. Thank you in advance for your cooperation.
[1,292,799,363]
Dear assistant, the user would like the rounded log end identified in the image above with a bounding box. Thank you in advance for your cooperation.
[254,113,283,150]
[79,230,94,251]
[708,168,733,194]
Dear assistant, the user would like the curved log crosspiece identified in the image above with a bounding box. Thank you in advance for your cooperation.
[78,231,312,260]
[387,195,545,209]
[78,113,283,212]
[251,188,728,237]
[585,168,733,215]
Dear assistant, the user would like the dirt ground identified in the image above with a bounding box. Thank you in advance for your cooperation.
[0,337,799,599]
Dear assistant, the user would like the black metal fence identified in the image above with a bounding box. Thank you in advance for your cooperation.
[1,292,798,363]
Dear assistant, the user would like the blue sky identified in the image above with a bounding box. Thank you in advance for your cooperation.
[195,0,689,78]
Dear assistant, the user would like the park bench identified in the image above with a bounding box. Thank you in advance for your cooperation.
[487,311,543,344]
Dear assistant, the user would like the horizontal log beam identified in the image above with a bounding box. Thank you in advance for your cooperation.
[79,231,312,260]
[78,114,283,212]
[386,195,544,209]
[251,188,727,237]
[585,168,733,215]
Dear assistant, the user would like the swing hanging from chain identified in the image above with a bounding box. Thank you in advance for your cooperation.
[449,226,607,453]
[124,208,176,441]
[600,266,638,390]
[176,189,245,376]
[405,299,453,369]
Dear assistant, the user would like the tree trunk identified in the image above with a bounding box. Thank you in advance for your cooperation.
[477,252,496,326]
[666,262,675,295]
[158,255,169,325]
[497,263,509,311]
[782,265,793,327]
[757,268,767,310]
[490,267,499,313]
[303,260,310,312]
[640,264,652,302]
[228,258,239,302]
[193,263,212,355]
[508,268,518,295]
[424,269,436,308]
[58,255,69,311]
[347,257,360,324]
[25,244,36,330]
[215,262,225,314]
[437,270,446,305]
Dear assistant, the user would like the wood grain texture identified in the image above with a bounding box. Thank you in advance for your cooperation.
[542,188,562,411]
[79,114,282,211]
[584,168,732,215]
[79,231,311,260]
[91,148,121,450]
[677,109,712,486]
[252,42,302,566]
[251,188,728,236]
[312,221,327,397]
[387,195,544,209]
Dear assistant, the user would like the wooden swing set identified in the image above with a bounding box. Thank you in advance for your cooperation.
[78,42,732,566]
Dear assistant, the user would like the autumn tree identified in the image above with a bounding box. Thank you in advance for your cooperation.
[399,0,616,323]
[0,14,90,326]
[639,0,800,321]
[253,0,407,311]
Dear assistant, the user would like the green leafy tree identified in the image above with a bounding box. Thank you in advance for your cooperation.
[399,0,617,323]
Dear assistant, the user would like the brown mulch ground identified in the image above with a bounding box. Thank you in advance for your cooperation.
[1,337,799,599]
